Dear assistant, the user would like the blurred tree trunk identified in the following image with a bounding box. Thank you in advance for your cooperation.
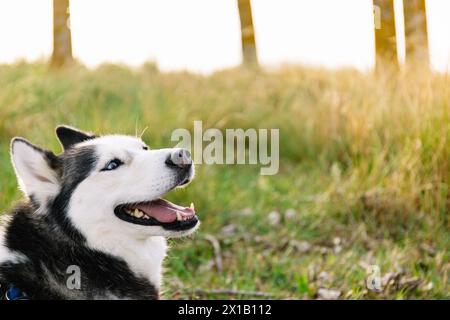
[51,0,72,67]
[373,0,398,70]
[404,0,429,68]
[237,0,258,66]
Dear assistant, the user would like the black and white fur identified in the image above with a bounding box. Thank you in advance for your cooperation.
[0,126,198,299]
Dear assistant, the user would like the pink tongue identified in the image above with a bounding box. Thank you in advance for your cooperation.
[133,199,195,223]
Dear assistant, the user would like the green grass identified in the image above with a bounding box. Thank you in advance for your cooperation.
[0,62,449,299]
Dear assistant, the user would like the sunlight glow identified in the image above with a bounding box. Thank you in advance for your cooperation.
[0,0,448,73]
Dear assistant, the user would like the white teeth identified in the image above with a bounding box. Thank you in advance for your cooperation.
[190,202,195,210]
[124,208,147,219]
[176,211,182,221]
[133,209,144,218]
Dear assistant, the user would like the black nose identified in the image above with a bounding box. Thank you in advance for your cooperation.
[165,148,192,169]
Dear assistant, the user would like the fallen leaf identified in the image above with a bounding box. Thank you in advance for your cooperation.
[284,208,297,220]
[221,224,238,237]
[420,281,434,292]
[292,240,311,254]
[316,288,341,300]
[318,271,330,283]
[267,211,281,226]
[239,208,253,217]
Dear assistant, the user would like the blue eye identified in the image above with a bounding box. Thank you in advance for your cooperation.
[102,159,123,171]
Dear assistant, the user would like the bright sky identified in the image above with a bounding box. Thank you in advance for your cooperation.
[0,0,449,73]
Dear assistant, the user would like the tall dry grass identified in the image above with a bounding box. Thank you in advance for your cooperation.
[0,62,448,298]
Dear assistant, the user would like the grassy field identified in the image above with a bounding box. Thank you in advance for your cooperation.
[0,62,448,299]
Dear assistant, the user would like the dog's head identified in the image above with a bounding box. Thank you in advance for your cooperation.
[10,125,199,243]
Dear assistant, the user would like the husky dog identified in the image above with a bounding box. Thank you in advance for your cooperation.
[0,126,199,299]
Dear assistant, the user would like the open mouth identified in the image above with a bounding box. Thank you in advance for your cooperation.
[114,198,198,231]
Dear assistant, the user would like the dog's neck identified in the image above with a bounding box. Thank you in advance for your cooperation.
[84,232,167,290]
[1,205,168,299]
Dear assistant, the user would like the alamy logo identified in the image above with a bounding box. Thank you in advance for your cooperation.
[66,265,81,290]
[171,121,279,175]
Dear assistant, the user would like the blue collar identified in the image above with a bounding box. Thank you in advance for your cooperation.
[5,285,29,300]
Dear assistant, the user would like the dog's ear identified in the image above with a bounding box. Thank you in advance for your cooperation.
[56,125,95,150]
[10,138,61,204]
